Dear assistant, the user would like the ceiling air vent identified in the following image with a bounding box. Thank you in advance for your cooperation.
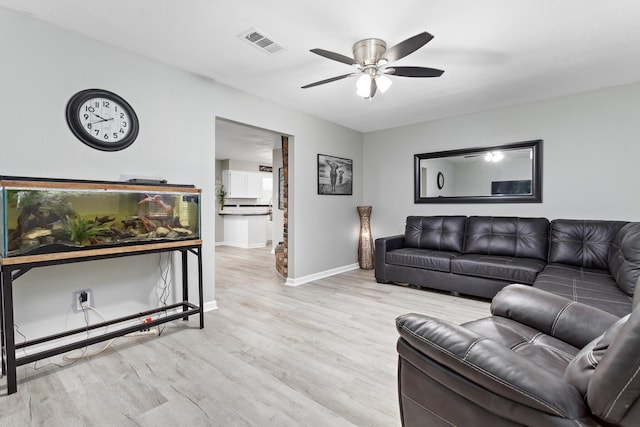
[240,28,284,54]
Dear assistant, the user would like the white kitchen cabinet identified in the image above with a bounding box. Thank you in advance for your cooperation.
[222,170,263,198]
[246,173,263,198]
[222,170,246,198]
[223,214,268,248]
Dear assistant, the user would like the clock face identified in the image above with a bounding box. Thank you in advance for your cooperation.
[66,89,139,151]
[77,97,131,142]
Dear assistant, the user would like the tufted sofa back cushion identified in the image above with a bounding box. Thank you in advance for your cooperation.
[549,220,627,270]
[608,222,640,295]
[463,216,549,260]
[404,216,467,253]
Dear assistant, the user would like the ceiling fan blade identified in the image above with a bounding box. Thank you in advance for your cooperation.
[301,73,355,89]
[383,31,434,63]
[369,78,377,98]
[310,48,356,65]
[386,66,444,78]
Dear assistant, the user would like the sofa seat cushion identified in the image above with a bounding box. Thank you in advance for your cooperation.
[386,248,459,272]
[451,254,545,284]
[463,316,579,378]
[533,264,633,317]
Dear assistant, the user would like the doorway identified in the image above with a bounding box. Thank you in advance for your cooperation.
[214,117,289,278]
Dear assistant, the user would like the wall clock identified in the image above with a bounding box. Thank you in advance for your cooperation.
[437,171,445,190]
[66,89,139,151]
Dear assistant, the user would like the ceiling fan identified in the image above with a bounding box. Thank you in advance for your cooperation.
[301,31,444,99]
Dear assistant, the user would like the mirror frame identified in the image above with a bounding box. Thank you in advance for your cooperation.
[414,139,543,204]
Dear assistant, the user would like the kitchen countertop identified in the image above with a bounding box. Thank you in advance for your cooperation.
[218,212,270,216]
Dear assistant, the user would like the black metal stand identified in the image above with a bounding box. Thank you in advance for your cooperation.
[1,241,204,395]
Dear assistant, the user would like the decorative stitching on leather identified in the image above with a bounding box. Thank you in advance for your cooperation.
[401,392,457,426]
[487,320,533,342]
[463,339,484,359]
[398,322,567,416]
[531,343,575,361]
[504,331,575,360]
[586,351,598,369]
[604,363,640,418]
[551,302,574,335]
[534,275,627,295]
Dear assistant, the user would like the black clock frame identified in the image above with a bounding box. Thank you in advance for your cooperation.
[66,89,139,152]
[437,171,445,189]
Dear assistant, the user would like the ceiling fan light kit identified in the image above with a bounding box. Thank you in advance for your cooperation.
[302,31,444,99]
[356,74,373,97]
[376,75,392,93]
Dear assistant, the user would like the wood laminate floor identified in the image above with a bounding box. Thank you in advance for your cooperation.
[0,245,490,426]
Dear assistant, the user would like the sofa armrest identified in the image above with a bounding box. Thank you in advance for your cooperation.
[396,313,589,419]
[491,284,620,348]
[375,234,404,252]
[374,235,404,282]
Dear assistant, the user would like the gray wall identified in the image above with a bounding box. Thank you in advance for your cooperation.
[0,8,363,339]
[364,82,640,238]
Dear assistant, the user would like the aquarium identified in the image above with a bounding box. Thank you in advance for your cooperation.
[0,177,201,258]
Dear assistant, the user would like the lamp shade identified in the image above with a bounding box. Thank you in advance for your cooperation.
[376,75,392,93]
[356,74,372,97]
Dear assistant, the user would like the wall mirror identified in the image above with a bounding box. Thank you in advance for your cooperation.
[414,139,542,203]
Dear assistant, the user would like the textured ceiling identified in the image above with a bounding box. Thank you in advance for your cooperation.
[2,0,640,136]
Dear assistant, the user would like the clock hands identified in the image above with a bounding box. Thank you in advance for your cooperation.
[89,112,115,124]
[92,112,110,121]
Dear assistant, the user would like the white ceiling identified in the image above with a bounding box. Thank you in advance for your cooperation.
[215,118,281,164]
[2,0,640,154]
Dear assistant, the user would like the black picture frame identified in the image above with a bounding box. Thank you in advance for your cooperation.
[317,154,353,195]
[66,88,139,152]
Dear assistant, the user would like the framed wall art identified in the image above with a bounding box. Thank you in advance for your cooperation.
[317,154,352,195]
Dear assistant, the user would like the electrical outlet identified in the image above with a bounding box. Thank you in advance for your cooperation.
[71,289,93,312]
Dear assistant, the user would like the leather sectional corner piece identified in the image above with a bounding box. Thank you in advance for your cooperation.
[396,284,640,426]
[376,216,640,317]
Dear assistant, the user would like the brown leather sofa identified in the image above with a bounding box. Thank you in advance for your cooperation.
[376,216,640,317]
[396,284,640,426]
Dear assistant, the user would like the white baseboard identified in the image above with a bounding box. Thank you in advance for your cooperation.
[203,300,218,312]
[285,263,359,286]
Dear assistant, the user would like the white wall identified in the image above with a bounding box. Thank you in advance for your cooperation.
[364,82,640,238]
[0,8,363,339]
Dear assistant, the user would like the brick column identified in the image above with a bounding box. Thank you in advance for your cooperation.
[281,136,288,277]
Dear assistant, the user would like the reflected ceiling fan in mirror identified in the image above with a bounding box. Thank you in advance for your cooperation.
[301,31,444,99]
